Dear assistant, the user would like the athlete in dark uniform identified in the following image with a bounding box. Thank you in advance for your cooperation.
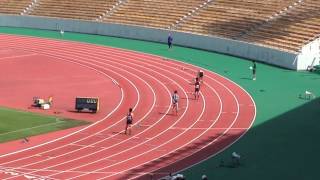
[252,61,256,80]
[194,78,201,100]
[125,108,134,135]
[168,33,173,49]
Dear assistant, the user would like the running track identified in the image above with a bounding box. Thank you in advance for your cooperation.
[0,34,256,180]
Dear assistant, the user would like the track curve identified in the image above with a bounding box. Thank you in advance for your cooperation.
[0,34,255,180]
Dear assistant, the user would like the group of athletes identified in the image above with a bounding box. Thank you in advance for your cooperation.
[125,70,204,135]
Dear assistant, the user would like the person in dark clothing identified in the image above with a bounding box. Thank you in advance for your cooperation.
[252,61,256,80]
[125,108,134,135]
[168,33,173,49]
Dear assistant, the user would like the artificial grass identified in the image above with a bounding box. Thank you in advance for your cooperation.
[0,106,89,143]
[0,27,319,179]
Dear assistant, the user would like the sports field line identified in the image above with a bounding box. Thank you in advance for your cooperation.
[1,166,170,175]
[0,53,37,60]
[0,120,64,137]
[170,127,248,130]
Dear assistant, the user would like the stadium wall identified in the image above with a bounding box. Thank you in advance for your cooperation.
[296,37,320,70]
[0,14,299,70]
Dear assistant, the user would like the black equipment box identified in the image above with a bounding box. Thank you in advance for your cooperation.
[75,97,99,113]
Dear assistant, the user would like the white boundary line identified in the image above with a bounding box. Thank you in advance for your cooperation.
[0,53,38,60]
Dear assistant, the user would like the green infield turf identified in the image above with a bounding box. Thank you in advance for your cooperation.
[0,107,89,143]
[0,27,319,179]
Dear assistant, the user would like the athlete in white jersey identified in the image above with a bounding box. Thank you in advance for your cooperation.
[172,90,179,115]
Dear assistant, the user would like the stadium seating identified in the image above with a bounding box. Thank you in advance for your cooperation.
[1,0,319,53]
[30,0,117,20]
[0,0,31,14]
[103,0,204,29]
[238,0,320,52]
[176,0,296,38]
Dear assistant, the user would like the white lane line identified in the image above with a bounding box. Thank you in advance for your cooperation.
[0,166,171,176]
[0,53,38,60]
[69,144,95,148]
[170,127,248,130]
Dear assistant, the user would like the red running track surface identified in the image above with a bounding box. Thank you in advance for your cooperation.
[0,34,256,180]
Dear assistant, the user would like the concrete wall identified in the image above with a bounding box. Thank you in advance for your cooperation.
[297,37,320,70]
[0,14,299,70]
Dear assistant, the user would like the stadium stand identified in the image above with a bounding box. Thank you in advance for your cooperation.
[0,0,32,14]
[30,0,117,20]
[238,0,320,52]
[1,0,319,53]
[175,0,297,38]
[102,0,205,29]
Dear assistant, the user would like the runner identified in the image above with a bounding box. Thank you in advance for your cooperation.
[172,90,179,115]
[125,108,134,135]
[194,77,201,100]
